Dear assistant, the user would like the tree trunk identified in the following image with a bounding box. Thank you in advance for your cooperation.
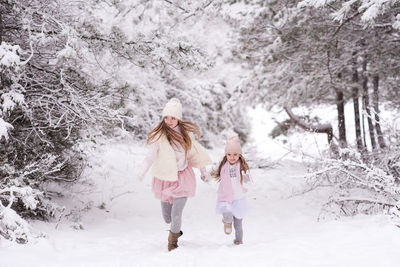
[1,10,3,91]
[336,89,347,148]
[361,99,367,148]
[372,74,386,148]
[0,10,12,92]
[352,54,364,151]
[0,11,2,43]
[362,60,376,150]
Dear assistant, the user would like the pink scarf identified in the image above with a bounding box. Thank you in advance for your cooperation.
[217,161,247,203]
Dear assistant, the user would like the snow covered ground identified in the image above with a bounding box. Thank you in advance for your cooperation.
[1,109,400,267]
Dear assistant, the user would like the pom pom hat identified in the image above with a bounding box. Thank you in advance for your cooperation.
[225,133,242,155]
[162,98,182,120]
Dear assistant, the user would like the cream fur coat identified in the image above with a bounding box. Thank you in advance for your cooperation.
[151,132,211,181]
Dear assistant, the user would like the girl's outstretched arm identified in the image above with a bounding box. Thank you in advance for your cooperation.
[137,143,159,181]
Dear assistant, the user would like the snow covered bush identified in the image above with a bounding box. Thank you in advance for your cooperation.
[0,40,54,242]
[0,0,116,242]
[306,139,400,220]
[0,186,45,243]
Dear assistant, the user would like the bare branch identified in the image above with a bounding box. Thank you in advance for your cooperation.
[284,106,333,143]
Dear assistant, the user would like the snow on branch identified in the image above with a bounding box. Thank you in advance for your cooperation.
[0,42,21,71]
[298,0,336,8]
[393,14,400,30]
[357,0,396,22]
[299,0,400,27]
[0,186,43,243]
[0,118,14,140]
[1,88,26,114]
[331,0,358,23]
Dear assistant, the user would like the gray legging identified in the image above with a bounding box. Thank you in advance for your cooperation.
[161,197,187,234]
[223,212,243,243]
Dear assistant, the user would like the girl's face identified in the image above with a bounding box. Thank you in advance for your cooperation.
[226,153,240,165]
[164,116,178,129]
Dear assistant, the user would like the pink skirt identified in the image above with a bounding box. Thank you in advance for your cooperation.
[152,165,196,204]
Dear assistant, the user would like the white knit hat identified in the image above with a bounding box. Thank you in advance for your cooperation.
[162,98,182,120]
[225,133,242,154]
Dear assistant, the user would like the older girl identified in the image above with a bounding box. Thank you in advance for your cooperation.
[138,98,211,251]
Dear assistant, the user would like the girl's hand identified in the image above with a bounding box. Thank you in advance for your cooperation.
[200,174,209,183]
[200,166,210,183]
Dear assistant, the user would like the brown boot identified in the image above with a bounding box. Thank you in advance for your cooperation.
[233,240,243,245]
[168,230,183,251]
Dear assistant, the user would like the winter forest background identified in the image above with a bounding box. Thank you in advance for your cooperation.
[1,0,400,265]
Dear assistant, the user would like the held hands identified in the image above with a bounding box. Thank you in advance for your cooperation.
[200,172,213,183]
[200,174,208,183]
[200,166,209,183]
[137,172,145,182]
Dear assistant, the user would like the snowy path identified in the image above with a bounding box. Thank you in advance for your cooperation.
[2,142,400,267]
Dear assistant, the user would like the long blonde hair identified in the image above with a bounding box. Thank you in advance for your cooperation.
[211,155,249,184]
[147,120,200,153]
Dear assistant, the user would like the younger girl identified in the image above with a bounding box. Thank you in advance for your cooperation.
[138,98,211,251]
[210,134,250,245]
